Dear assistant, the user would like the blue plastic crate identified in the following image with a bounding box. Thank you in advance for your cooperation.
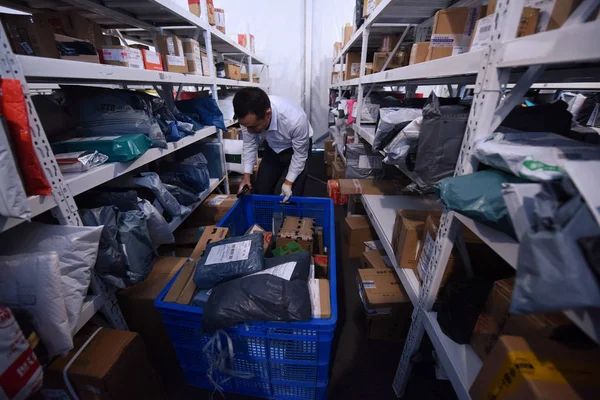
[155,195,337,399]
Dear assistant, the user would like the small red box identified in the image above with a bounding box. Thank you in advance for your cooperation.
[141,49,163,71]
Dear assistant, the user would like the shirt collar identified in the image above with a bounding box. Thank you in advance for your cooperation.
[267,102,278,132]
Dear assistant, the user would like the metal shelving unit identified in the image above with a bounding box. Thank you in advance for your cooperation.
[0,0,268,338]
[335,0,600,399]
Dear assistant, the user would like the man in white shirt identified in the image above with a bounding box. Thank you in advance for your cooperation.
[233,88,312,202]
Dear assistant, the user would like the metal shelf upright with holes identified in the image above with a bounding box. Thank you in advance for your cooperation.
[0,0,268,336]
[331,0,600,399]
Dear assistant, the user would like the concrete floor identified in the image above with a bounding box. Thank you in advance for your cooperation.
[163,151,456,399]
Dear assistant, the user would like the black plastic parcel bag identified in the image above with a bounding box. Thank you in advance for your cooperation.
[194,233,265,289]
[202,250,312,332]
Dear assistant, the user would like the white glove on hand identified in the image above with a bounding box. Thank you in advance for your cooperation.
[280,183,293,202]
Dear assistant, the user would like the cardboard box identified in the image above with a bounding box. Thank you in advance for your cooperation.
[190,226,229,260]
[140,49,164,71]
[246,224,273,254]
[276,216,315,252]
[343,216,376,259]
[325,151,335,165]
[206,0,216,25]
[327,163,333,178]
[201,51,212,76]
[344,51,361,80]
[361,249,392,269]
[363,0,382,17]
[241,73,259,83]
[365,62,373,75]
[391,210,442,271]
[44,328,164,399]
[233,33,255,53]
[156,33,188,73]
[331,71,341,84]
[343,23,353,46]
[333,41,343,58]
[224,62,241,80]
[471,278,571,362]
[372,51,407,73]
[100,46,143,69]
[338,179,405,196]
[314,226,324,255]
[55,34,99,63]
[215,8,225,33]
[116,256,185,367]
[188,0,201,17]
[158,246,193,258]
[182,38,202,75]
[327,179,348,205]
[471,9,539,52]
[313,254,328,278]
[308,279,331,318]
[325,139,334,153]
[470,335,600,400]
[183,194,237,226]
[41,11,104,49]
[427,7,482,61]
[488,0,581,32]
[518,7,541,36]
[332,161,345,179]
[2,14,59,58]
[223,127,241,140]
[409,42,430,65]
[416,215,459,284]
[380,34,398,52]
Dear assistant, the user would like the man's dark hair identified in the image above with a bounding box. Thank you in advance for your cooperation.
[233,87,271,119]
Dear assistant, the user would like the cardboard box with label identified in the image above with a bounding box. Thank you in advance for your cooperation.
[183,194,237,226]
[372,51,406,73]
[181,38,203,75]
[156,33,188,73]
[470,335,600,400]
[380,34,399,52]
[201,51,213,75]
[308,278,331,319]
[356,269,413,341]
[215,8,226,33]
[487,0,581,32]
[409,41,430,64]
[363,0,382,17]
[327,179,348,205]
[233,33,255,53]
[163,226,228,305]
[361,249,392,270]
[2,14,59,58]
[343,23,354,46]
[343,216,377,259]
[276,216,315,252]
[470,278,571,362]
[100,46,144,69]
[43,328,164,400]
[40,11,104,49]
[416,215,459,284]
[427,7,482,61]
[116,256,186,367]
[138,48,163,71]
[55,34,100,63]
[338,179,405,196]
[241,73,260,83]
[344,51,361,80]
[224,62,242,80]
[391,209,442,272]
[471,8,539,52]
[332,161,346,179]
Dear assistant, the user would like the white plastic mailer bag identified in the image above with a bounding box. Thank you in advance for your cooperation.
[474,131,600,181]
[223,138,244,174]
[0,252,73,356]
[373,107,423,151]
[0,222,102,333]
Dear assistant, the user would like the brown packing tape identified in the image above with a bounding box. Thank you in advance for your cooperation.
[176,267,197,304]
[163,259,195,302]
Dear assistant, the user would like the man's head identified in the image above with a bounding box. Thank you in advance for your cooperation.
[233,87,272,133]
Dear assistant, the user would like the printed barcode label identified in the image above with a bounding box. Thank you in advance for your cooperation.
[208,195,228,205]
[205,240,252,265]
[480,25,492,33]
[250,261,296,281]
[20,42,33,55]
[363,280,376,289]
[145,50,161,65]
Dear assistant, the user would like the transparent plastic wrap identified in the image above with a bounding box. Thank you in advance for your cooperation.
[201,251,312,332]
[511,179,600,313]
[193,233,265,289]
[345,142,384,179]
[474,131,600,181]
[0,222,102,333]
[373,107,423,151]
[117,210,157,285]
[55,150,108,174]
[437,170,526,237]
[0,253,72,357]
[175,97,227,131]
[413,94,469,191]
[61,85,167,148]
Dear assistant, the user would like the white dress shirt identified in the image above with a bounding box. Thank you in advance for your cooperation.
[242,95,312,183]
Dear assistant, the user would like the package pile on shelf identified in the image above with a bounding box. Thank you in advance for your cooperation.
[328,0,600,398]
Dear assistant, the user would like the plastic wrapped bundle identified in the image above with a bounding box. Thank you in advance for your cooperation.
[373,107,423,151]
[175,97,227,131]
[55,150,108,173]
[202,250,312,332]
[413,93,469,191]
[345,142,384,179]
[194,233,265,289]
[61,85,167,148]
[51,134,154,163]
[474,131,600,181]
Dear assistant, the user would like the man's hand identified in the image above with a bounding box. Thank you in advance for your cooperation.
[280,181,293,202]
[238,173,252,193]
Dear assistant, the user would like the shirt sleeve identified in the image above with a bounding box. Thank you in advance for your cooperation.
[285,114,310,183]
[242,126,259,174]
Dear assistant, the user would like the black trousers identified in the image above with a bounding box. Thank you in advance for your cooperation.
[254,139,312,196]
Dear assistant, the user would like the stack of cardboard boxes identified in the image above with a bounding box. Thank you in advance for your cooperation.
[328,179,405,206]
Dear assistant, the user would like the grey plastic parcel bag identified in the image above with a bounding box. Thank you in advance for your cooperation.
[194,233,265,289]
[474,131,600,181]
[373,107,423,151]
[383,117,423,182]
[117,210,157,285]
[137,198,174,246]
[0,124,31,220]
[414,94,469,191]
[511,180,600,314]
[345,142,385,179]
[121,172,190,217]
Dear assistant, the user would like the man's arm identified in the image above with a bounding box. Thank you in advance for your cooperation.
[242,126,259,175]
[285,114,310,184]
